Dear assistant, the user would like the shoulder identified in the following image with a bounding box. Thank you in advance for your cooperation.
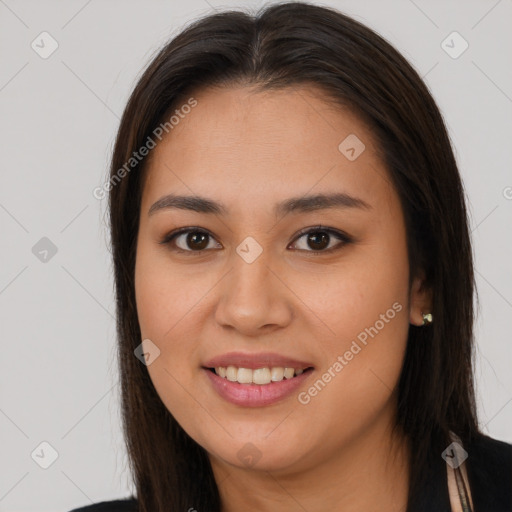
[68,497,138,512]
[465,433,512,511]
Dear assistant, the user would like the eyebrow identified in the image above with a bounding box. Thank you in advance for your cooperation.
[148,192,372,217]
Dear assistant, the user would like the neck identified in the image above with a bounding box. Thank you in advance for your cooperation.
[209,409,411,512]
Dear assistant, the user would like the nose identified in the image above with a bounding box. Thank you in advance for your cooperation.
[214,251,293,336]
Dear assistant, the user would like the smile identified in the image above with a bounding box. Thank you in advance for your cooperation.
[203,367,314,407]
[210,366,312,385]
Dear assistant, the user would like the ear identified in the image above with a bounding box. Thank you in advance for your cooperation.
[409,270,433,326]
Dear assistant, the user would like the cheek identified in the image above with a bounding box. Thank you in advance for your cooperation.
[293,283,410,451]
[293,243,410,412]
[135,244,199,339]
[134,245,208,416]
[290,247,409,347]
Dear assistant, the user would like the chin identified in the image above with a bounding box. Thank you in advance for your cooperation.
[206,433,312,473]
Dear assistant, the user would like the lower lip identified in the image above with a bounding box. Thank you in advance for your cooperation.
[203,368,314,407]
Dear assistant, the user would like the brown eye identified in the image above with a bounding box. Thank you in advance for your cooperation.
[290,227,351,253]
[160,225,351,255]
[182,231,210,251]
[160,228,221,253]
[305,231,330,251]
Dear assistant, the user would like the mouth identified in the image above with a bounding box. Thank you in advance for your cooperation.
[202,365,315,407]
[204,366,314,385]
[201,351,316,406]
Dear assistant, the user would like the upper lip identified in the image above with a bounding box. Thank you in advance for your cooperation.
[203,351,315,370]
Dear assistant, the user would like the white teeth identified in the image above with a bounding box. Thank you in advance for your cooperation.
[253,368,271,385]
[214,366,308,385]
[271,367,285,382]
[283,368,295,380]
[226,366,238,382]
[237,367,253,384]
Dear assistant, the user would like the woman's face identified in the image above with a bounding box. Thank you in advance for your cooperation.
[134,84,430,474]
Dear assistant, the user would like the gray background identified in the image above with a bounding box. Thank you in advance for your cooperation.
[1,0,511,511]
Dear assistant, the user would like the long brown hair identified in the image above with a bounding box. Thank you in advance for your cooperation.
[107,2,480,510]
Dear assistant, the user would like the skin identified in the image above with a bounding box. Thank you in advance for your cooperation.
[134,84,433,512]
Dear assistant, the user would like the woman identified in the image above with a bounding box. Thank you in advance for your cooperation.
[70,2,512,511]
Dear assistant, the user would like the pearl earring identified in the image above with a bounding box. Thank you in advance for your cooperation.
[422,312,433,326]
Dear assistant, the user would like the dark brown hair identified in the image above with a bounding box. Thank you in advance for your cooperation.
[108,2,480,510]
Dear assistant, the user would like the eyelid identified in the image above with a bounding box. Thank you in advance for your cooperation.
[159,225,352,254]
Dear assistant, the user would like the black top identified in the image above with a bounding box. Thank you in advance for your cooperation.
[68,433,512,512]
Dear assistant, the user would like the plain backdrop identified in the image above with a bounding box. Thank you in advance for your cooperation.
[0,1,511,511]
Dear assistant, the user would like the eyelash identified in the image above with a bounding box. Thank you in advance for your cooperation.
[159,225,352,256]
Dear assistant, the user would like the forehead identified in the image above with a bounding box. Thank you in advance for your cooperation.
[141,85,394,215]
